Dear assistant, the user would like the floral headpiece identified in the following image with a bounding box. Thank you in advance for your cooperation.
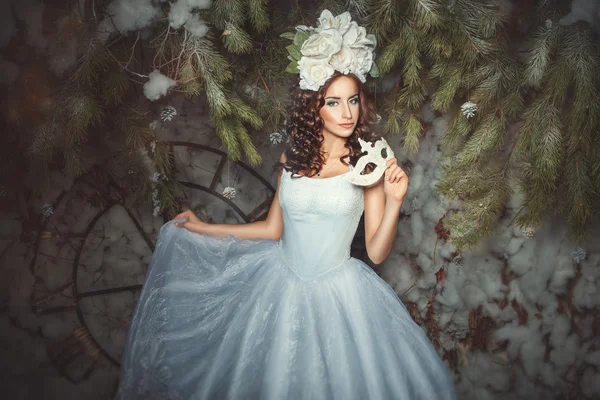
[282,10,379,91]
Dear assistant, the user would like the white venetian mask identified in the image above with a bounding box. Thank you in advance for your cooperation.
[344,137,395,186]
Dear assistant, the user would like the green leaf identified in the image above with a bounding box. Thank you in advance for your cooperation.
[285,60,299,73]
[369,61,380,78]
[280,32,296,41]
[286,44,302,61]
[293,31,310,46]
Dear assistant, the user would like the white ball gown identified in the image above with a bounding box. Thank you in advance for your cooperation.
[116,166,457,399]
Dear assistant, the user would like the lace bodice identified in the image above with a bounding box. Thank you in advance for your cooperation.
[277,167,364,279]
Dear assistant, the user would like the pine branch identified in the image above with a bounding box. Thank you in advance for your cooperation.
[565,152,595,240]
[430,63,462,111]
[234,119,262,166]
[410,0,442,32]
[229,97,264,130]
[248,0,270,33]
[523,21,560,87]
[213,116,242,160]
[178,57,203,95]
[211,0,246,30]
[70,31,109,87]
[344,0,371,19]
[440,164,512,250]
[367,0,404,40]
[318,0,346,16]
[64,145,87,177]
[440,107,471,148]
[62,93,105,145]
[377,35,404,75]
[382,89,403,135]
[402,113,422,153]
[222,22,254,54]
[101,64,130,106]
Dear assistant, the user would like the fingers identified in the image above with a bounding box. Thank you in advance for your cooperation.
[174,220,192,230]
[172,211,188,220]
[173,210,194,221]
[385,164,408,184]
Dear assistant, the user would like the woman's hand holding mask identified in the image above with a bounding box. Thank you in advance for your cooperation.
[383,157,408,204]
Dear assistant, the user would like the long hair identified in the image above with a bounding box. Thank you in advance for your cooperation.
[280,72,378,177]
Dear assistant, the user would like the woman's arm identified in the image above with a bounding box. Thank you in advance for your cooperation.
[173,153,286,240]
[363,158,409,264]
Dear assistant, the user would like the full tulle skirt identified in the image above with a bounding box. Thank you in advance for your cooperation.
[116,222,457,400]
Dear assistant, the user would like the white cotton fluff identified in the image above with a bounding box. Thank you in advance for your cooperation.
[508,239,535,275]
[560,0,600,27]
[582,367,600,398]
[185,15,210,37]
[549,314,571,349]
[169,0,191,29]
[462,282,488,309]
[143,70,178,101]
[416,252,434,272]
[409,212,425,249]
[436,264,464,311]
[572,275,600,310]
[494,320,545,377]
[97,0,162,43]
[457,350,512,395]
[584,350,600,366]
[549,337,579,370]
[169,0,212,37]
[380,253,421,301]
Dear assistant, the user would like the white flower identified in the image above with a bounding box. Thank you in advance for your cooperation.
[298,57,335,91]
[317,10,352,34]
[343,22,376,49]
[335,12,352,34]
[291,9,377,92]
[295,25,314,32]
[300,28,342,59]
[351,47,374,82]
[330,46,356,75]
[342,22,361,47]
[316,10,336,30]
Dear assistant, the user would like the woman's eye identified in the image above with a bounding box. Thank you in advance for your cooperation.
[327,101,338,107]
[349,97,359,104]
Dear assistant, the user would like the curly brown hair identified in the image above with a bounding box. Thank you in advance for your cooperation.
[280,72,378,177]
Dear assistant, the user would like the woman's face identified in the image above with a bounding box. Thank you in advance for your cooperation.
[319,75,360,140]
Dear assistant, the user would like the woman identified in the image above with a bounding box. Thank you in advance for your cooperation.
[116,10,457,400]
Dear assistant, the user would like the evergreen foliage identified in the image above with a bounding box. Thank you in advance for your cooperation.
[23,0,600,247]
[515,2,600,242]
[352,0,600,249]
[28,0,294,217]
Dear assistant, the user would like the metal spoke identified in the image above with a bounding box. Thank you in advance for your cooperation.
[78,284,143,298]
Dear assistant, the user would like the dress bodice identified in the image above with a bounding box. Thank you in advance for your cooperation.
[277,167,364,279]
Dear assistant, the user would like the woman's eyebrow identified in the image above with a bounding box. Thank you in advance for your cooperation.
[324,94,360,100]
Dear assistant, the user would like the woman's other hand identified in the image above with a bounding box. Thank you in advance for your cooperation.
[383,158,409,203]
[172,210,210,234]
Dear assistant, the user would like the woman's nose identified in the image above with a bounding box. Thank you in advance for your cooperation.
[342,104,352,120]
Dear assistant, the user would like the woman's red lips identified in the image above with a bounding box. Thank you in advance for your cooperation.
[339,123,354,128]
